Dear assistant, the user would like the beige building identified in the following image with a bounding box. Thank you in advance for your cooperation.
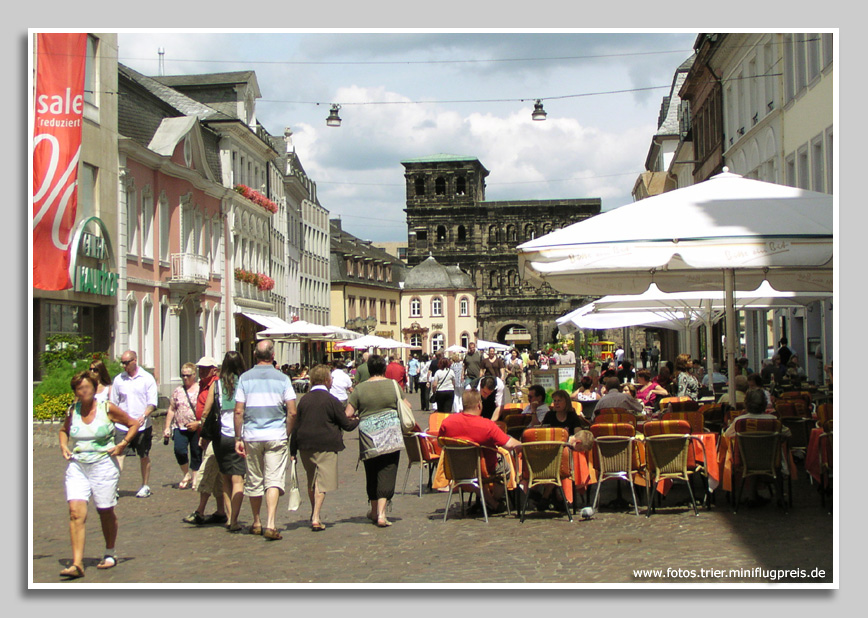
[329,220,405,345]
[401,255,476,356]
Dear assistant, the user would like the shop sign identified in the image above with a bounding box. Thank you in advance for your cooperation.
[69,217,119,297]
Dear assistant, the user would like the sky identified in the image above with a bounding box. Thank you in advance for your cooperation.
[116,31,699,243]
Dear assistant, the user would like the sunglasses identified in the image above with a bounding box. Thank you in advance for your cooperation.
[121,360,134,366]
[181,373,195,378]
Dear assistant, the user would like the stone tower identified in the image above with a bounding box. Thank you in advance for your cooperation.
[402,154,601,351]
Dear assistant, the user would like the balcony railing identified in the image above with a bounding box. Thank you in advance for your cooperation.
[170,253,210,283]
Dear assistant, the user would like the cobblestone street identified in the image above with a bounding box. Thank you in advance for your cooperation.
[29,390,835,588]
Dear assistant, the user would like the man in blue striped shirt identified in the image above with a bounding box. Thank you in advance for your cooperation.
[233,339,297,540]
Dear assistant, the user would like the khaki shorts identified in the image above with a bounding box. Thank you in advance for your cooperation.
[243,440,288,497]
[193,442,223,496]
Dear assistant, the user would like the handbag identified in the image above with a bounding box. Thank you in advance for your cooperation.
[358,409,404,460]
[429,372,445,404]
[286,458,301,511]
[200,380,222,442]
[392,380,416,434]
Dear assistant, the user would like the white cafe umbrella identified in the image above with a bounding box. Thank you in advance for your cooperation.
[446,344,468,354]
[518,170,833,403]
[335,334,413,350]
[475,339,511,352]
[257,320,361,341]
[559,281,831,379]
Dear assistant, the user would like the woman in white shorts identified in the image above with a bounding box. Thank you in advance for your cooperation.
[58,371,140,579]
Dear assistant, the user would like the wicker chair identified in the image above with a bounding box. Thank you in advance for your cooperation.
[438,437,511,522]
[518,439,573,522]
[732,417,789,513]
[643,420,701,517]
[662,410,706,434]
[816,403,833,428]
[589,423,641,516]
[659,396,694,412]
[593,410,638,428]
[401,424,440,497]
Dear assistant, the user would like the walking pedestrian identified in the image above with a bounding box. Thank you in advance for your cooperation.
[110,350,158,498]
[59,371,140,579]
[233,340,297,540]
[163,362,202,490]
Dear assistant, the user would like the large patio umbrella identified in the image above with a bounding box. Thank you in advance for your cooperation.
[558,281,832,379]
[257,320,361,341]
[335,334,413,350]
[518,170,834,403]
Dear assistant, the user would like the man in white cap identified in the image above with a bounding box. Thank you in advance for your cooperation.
[111,350,158,498]
[183,356,228,526]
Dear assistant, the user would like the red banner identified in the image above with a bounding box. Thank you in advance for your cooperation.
[32,33,87,290]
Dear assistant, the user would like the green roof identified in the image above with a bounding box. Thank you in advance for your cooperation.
[400,154,480,164]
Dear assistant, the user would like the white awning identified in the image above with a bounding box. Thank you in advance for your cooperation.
[240,312,295,332]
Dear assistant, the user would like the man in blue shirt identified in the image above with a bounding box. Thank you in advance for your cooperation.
[407,354,420,394]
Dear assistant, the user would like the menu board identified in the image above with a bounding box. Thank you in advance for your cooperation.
[530,366,578,403]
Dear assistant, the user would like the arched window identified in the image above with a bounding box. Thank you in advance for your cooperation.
[435,177,446,195]
[506,225,517,243]
[414,177,425,196]
[506,270,516,288]
[456,176,466,195]
[457,225,467,242]
[489,271,499,289]
[489,226,498,244]
[524,223,535,240]
[460,332,470,349]
[431,333,444,353]
[459,296,470,316]
[410,297,421,317]
[436,225,447,242]
[410,333,422,348]
[431,297,443,317]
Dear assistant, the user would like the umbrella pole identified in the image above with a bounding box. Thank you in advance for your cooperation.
[704,299,714,393]
[724,269,738,407]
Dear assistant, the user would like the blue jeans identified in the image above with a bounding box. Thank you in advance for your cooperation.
[172,428,203,471]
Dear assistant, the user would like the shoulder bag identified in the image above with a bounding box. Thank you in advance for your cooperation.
[286,458,301,511]
[430,372,445,404]
[392,379,416,434]
[200,379,222,442]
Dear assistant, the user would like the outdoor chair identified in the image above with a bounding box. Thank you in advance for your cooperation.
[662,410,706,434]
[659,396,693,412]
[438,437,512,522]
[589,423,641,516]
[520,427,574,519]
[818,421,832,513]
[643,420,702,517]
[401,424,440,497]
[780,416,812,459]
[593,410,638,428]
[699,403,726,435]
[505,413,532,440]
[732,417,790,513]
[518,440,574,523]
[816,403,833,428]
[425,412,451,457]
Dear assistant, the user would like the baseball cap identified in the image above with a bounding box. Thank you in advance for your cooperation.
[196,356,219,367]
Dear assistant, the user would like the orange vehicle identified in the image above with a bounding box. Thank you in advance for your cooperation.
[589,341,615,361]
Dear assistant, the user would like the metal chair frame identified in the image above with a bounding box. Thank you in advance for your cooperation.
[401,431,439,497]
[818,427,832,513]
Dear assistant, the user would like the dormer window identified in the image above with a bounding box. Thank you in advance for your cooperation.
[183,135,193,167]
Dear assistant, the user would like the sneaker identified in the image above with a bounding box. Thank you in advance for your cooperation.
[135,485,152,498]
[182,511,206,525]
[202,512,228,525]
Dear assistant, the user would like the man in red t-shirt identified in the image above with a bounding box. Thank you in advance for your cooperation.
[384,356,407,389]
[439,389,521,511]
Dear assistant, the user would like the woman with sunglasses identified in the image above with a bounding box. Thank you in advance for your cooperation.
[88,359,113,403]
[163,362,203,489]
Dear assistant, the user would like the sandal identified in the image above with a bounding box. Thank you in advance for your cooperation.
[60,564,85,579]
[97,555,117,570]
[311,522,326,531]
[262,527,283,540]
[178,478,191,490]
[249,525,262,536]
[227,523,243,533]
